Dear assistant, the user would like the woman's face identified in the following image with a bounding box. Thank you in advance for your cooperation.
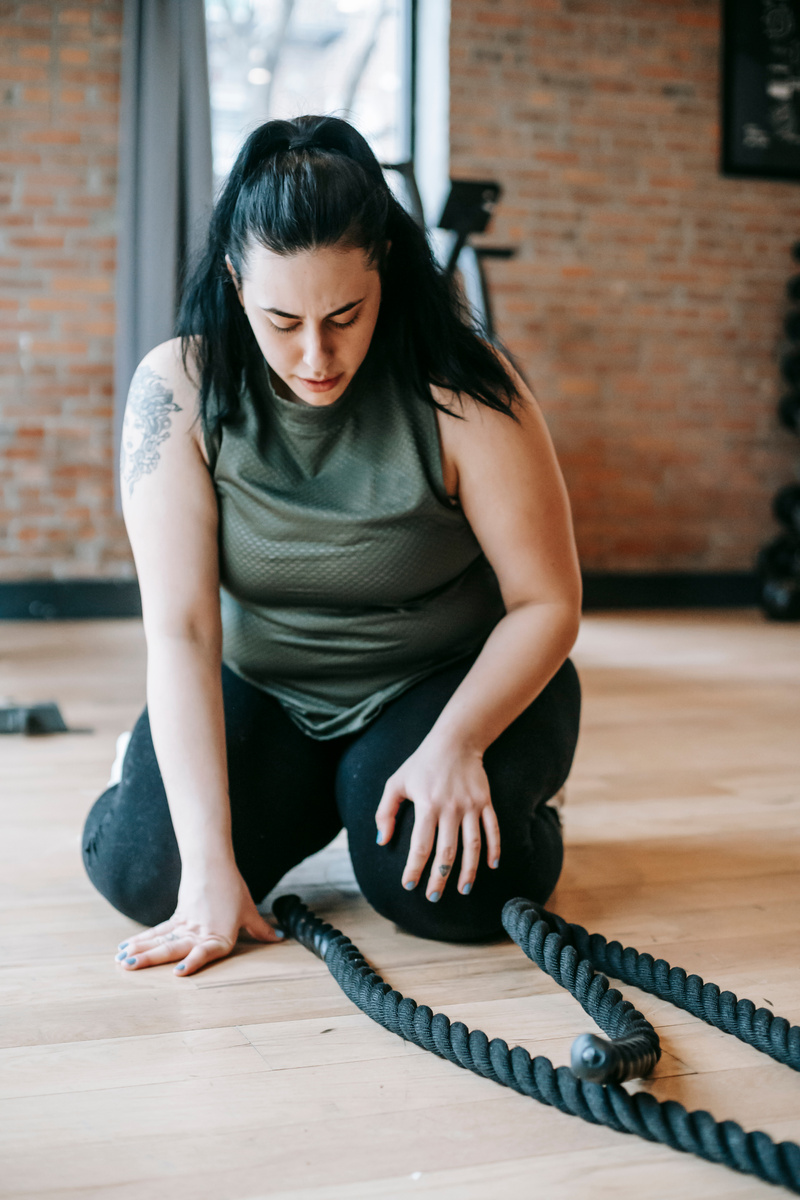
[226,240,385,407]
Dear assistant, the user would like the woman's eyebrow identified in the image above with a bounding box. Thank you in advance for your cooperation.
[259,297,366,319]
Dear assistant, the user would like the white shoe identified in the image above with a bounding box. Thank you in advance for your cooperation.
[549,785,567,815]
[107,730,132,787]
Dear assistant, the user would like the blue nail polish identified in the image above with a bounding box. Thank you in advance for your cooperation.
[116,950,127,960]
[125,957,136,965]
[118,941,128,949]
[177,963,186,970]
[462,883,472,895]
[429,891,440,903]
[492,858,500,869]
[404,879,416,890]
[376,831,383,844]
[274,930,285,939]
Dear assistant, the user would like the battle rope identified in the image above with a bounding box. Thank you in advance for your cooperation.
[272,893,800,1194]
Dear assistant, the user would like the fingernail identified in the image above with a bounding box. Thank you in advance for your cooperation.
[125,957,136,965]
[118,941,128,949]
[376,831,384,844]
[462,883,471,895]
[177,963,186,970]
[116,950,127,960]
[274,929,285,939]
[429,891,440,903]
[403,879,416,890]
[492,858,500,869]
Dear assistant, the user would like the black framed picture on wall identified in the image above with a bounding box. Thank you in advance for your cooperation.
[722,0,800,181]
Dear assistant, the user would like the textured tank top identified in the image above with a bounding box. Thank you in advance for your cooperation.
[203,339,507,739]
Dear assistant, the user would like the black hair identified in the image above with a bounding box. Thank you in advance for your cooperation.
[175,113,524,439]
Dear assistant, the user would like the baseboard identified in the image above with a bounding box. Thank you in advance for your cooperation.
[581,572,760,609]
[0,572,761,620]
[0,579,142,620]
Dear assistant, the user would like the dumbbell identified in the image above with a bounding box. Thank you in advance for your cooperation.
[760,575,800,620]
[779,392,800,435]
[773,483,800,534]
[780,350,800,387]
[756,532,800,621]
[755,532,800,579]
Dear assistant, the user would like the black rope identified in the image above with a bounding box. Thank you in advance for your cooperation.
[272,893,800,1194]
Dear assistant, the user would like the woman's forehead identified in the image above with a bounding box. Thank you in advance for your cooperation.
[246,240,371,275]
[244,242,377,305]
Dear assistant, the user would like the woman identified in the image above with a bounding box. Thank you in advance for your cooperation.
[82,114,582,978]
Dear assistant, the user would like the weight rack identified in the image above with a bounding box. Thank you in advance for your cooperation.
[756,240,800,619]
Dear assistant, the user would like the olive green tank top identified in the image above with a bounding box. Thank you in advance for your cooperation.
[204,340,507,739]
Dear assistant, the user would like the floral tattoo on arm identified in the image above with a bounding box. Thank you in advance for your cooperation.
[120,364,182,496]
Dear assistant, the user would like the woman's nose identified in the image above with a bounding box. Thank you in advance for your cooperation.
[300,326,334,373]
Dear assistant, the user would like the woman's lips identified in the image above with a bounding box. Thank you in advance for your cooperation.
[298,373,342,392]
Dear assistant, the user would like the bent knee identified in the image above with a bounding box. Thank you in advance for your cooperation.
[82,789,180,927]
[351,815,563,944]
[354,867,507,943]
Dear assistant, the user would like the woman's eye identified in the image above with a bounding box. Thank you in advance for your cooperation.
[268,312,359,336]
[334,313,360,329]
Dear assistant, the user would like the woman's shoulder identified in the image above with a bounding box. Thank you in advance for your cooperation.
[429,341,551,500]
[141,335,201,394]
[136,336,211,466]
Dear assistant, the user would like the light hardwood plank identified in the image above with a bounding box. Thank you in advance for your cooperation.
[1,611,799,1200]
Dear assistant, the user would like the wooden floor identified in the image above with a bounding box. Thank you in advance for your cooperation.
[2,611,800,1199]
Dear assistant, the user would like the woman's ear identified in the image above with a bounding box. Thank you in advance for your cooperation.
[225,253,243,305]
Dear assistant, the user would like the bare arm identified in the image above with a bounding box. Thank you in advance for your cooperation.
[120,343,233,870]
[117,339,282,974]
[375,351,582,899]
[426,357,582,755]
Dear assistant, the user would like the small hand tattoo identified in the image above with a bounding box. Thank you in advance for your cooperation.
[121,363,182,495]
[439,863,451,878]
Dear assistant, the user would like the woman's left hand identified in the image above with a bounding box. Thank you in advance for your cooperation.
[374,734,501,900]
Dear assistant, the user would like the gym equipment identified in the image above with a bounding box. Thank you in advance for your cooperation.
[760,575,800,620]
[759,242,800,620]
[786,274,800,304]
[438,179,502,278]
[756,532,800,578]
[273,893,800,1194]
[437,178,517,345]
[779,392,800,435]
[1,701,69,735]
[773,483,800,535]
[756,532,800,620]
[780,350,800,389]
[0,700,91,735]
[379,159,518,346]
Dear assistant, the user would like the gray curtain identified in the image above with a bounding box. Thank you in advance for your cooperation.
[113,0,214,512]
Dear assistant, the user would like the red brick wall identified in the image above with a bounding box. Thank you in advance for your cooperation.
[450,0,800,570]
[0,0,132,579]
[1,0,797,580]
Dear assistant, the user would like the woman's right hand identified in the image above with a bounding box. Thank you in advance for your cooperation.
[114,862,286,977]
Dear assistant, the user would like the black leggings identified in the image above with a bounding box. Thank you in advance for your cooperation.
[82,651,581,943]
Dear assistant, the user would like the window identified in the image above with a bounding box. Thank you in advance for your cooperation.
[205,0,414,194]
